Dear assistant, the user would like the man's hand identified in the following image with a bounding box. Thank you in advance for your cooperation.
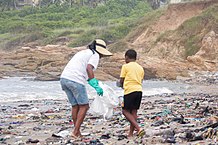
[88,78,103,96]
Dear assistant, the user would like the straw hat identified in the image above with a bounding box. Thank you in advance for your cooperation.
[94,39,112,56]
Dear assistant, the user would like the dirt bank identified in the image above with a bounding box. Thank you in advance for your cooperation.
[0,0,218,80]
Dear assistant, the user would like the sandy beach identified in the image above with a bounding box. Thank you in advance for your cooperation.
[0,91,217,145]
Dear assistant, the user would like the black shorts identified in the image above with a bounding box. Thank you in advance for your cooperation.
[122,91,142,110]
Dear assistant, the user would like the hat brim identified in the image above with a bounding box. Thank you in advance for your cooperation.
[96,46,113,56]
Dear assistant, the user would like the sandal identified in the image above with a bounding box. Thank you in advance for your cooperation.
[137,129,145,138]
[71,133,80,140]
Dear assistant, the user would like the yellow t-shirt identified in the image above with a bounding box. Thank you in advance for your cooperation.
[120,62,144,95]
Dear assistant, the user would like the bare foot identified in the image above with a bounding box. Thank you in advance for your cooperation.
[127,135,133,139]
[72,131,81,138]
[127,134,133,138]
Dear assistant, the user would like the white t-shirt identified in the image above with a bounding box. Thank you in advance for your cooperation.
[61,49,99,85]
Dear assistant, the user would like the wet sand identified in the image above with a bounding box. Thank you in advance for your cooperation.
[0,92,217,145]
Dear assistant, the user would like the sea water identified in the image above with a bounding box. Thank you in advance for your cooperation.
[0,77,214,103]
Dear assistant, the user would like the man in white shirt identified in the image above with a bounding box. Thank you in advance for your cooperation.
[60,39,112,138]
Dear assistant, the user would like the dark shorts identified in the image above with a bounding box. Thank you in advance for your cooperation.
[122,91,142,111]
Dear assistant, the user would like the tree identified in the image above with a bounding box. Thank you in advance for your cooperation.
[147,0,160,9]
[0,0,19,11]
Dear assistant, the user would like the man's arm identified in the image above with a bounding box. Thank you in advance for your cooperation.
[119,77,125,88]
[119,65,126,88]
[87,64,94,79]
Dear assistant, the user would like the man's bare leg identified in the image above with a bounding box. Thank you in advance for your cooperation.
[122,109,140,135]
[71,105,81,136]
[73,104,89,137]
[128,109,138,137]
[71,105,79,125]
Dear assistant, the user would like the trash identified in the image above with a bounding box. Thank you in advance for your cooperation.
[8,126,13,129]
[194,102,200,110]
[89,82,119,119]
[171,117,187,124]
[185,102,192,108]
[0,90,217,144]
[202,127,218,139]
[89,95,105,117]
[0,138,7,142]
[151,120,164,127]
[198,122,218,132]
[100,134,111,139]
[185,130,204,142]
[30,108,39,111]
[201,106,210,115]
[26,138,40,143]
[9,121,23,125]
[12,114,26,119]
[117,135,127,140]
[18,104,30,107]
[164,136,176,143]
[52,130,70,138]
[154,109,172,117]
[33,127,42,131]
[81,132,90,136]
[90,139,101,144]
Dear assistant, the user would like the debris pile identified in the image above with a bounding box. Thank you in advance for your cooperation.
[0,93,217,144]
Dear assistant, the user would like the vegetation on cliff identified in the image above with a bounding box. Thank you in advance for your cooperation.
[0,0,151,50]
[120,1,218,59]
[0,0,217,80]
[178,4,218,58]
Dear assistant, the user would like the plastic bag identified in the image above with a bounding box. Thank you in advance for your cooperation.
[89,81,119,120]
[89,95,106,116]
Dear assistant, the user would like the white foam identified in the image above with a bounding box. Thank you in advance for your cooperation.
[0,77,190,103]
[142,87,174,96]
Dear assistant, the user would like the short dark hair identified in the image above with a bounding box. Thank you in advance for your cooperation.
[125,49,137,60]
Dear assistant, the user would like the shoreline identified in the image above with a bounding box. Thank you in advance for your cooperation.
[1,93,217,145]
[0,76,218,103]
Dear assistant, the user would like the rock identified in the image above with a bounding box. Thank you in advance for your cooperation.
[197,31,218,61]
[0,41,217,80]
[187,55,204,66]
[34,73,60,81]
[0,74,3,79]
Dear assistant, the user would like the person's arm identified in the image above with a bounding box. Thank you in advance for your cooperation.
[86,64,94,79]
[119,77,125,88]
[141,67,144,84]
[87,64,103,96]
[119,65,126,88]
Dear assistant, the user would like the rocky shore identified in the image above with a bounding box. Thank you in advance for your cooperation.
[1,92,217,145]
[0,32,217,81]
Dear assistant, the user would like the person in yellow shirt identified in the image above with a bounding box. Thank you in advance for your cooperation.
[119,49,145,138]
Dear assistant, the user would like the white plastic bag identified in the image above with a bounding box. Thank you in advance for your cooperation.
[89,81,119,120]
[89,95,106,115]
